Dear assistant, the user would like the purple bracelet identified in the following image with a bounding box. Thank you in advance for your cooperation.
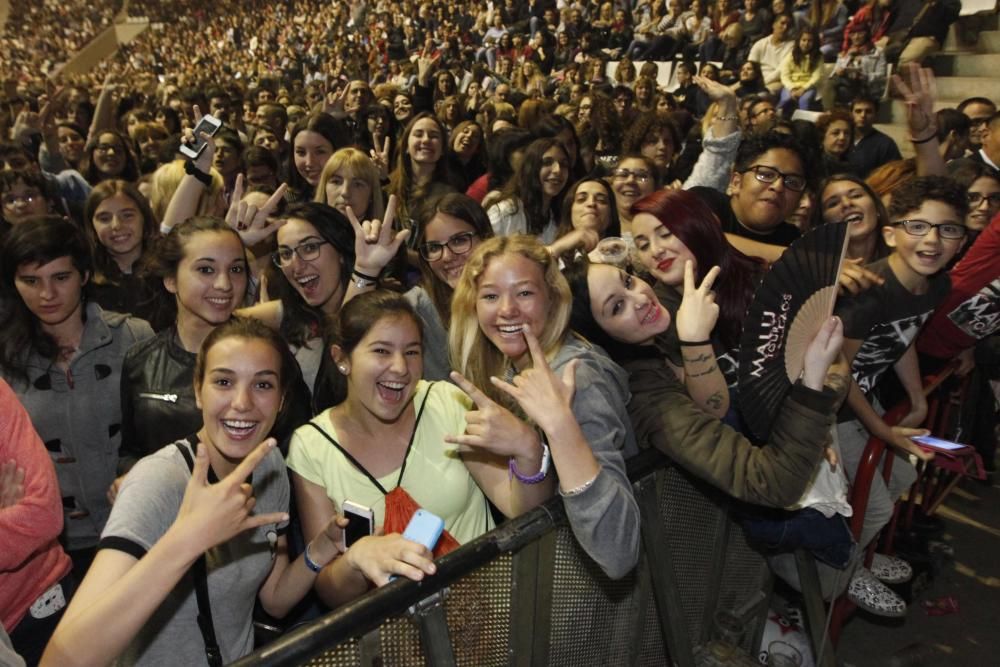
[508,442,550,484]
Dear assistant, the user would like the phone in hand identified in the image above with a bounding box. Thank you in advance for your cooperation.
[401,509,445,552]
[341,500,374,549]
[910,435,969,452]
[179,113,223,159]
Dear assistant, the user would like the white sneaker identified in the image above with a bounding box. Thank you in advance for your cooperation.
[848,568,907,618]
[870,553,913,585]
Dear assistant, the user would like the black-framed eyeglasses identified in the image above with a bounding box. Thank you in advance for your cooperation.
[890,219,968,240]
[611,168,651,183]
[272,240,328,267]
[967,192,1000,207]
[740,165,807,193]
[419,232,477,261]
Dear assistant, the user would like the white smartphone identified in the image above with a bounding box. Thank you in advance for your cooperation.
[179,113,223,159]
[342,500,374,549]
[911,435,968,452]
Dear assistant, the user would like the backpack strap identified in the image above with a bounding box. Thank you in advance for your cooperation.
[174,439,224,667]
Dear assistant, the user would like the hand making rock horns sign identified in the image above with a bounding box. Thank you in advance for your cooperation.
[175,438,289,549]
[345,193,411,279]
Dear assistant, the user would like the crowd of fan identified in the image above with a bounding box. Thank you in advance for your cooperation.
[0,1,997,666]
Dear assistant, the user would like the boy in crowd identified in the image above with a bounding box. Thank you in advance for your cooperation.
[834,176,969,616]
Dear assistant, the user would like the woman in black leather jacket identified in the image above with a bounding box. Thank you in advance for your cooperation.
[117,217,308,477]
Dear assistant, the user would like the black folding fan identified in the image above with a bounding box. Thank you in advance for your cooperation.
[738,222,850,440]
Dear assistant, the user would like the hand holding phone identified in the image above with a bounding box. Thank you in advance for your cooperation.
[341,500,374,549]
[180,113,223,159]
[910,435,969,453]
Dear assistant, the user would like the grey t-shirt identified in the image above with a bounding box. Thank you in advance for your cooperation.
[100,439,289,666]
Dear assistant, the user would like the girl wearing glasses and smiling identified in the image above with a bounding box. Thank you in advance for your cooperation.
[240,202,357,407]
[340,193,494,381]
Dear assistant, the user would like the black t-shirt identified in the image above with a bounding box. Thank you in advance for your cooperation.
[690,186,802,248]
[835,257,951,418]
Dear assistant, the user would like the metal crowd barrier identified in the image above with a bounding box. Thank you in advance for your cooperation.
[232,449,788,667]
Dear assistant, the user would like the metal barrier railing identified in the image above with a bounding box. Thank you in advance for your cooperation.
[232,450,783,667]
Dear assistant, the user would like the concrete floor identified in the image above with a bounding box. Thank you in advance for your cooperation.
[838,472,1000,666]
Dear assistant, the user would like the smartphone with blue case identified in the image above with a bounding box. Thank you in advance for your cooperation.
[402,509,445,551]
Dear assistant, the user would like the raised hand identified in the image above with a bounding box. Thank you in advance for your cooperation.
[174,439,289,555]
[801,316,844,391]
[445,370,540,461]
[182,104,216,173]
[344,533,436,587]
[489,324,579,436]
[0,459,26,509]
[324,84,350,115]
[226,174,287,245]
[346,194,409,277]
[675,262,720,343]
[892,63,937,141]
[369,135,392,181]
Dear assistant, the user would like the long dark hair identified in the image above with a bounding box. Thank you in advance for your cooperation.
[288,113,351,198]
[632,189,763,349]
[557,177,621,239]
[413,193,494,326]
[267,202,356,346]
[792,27,821,69]
[82,129,140,186]
[497,138,571,236]
[388,112,458,226]
[0,216,93,384]
[83,179,159,284]
[141,216,247,327]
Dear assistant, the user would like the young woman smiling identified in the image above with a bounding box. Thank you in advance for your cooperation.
[630,190,765,421]
[83,180,162,326]
[0,217,154,577]
[448,235,641,579]
[43,318,343,666]
[343,192,494,380]
[562,253,846,508]
[288,291,552,606]
[486,138,572,245]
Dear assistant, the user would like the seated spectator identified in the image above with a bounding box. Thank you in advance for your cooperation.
[847,96,902,178]
[777,28,825,116]
[748,14,796,93]
[830,24,888,108]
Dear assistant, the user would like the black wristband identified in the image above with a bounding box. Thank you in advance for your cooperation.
[911,133,937,145]
[352,269,380,282]
[184,159,212,187]
[678,339,712,347]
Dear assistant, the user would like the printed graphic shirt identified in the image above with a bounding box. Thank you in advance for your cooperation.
[836,257,950,405]
[918,218,1000,359]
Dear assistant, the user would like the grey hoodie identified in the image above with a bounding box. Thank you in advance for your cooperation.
[547,335,641,580]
